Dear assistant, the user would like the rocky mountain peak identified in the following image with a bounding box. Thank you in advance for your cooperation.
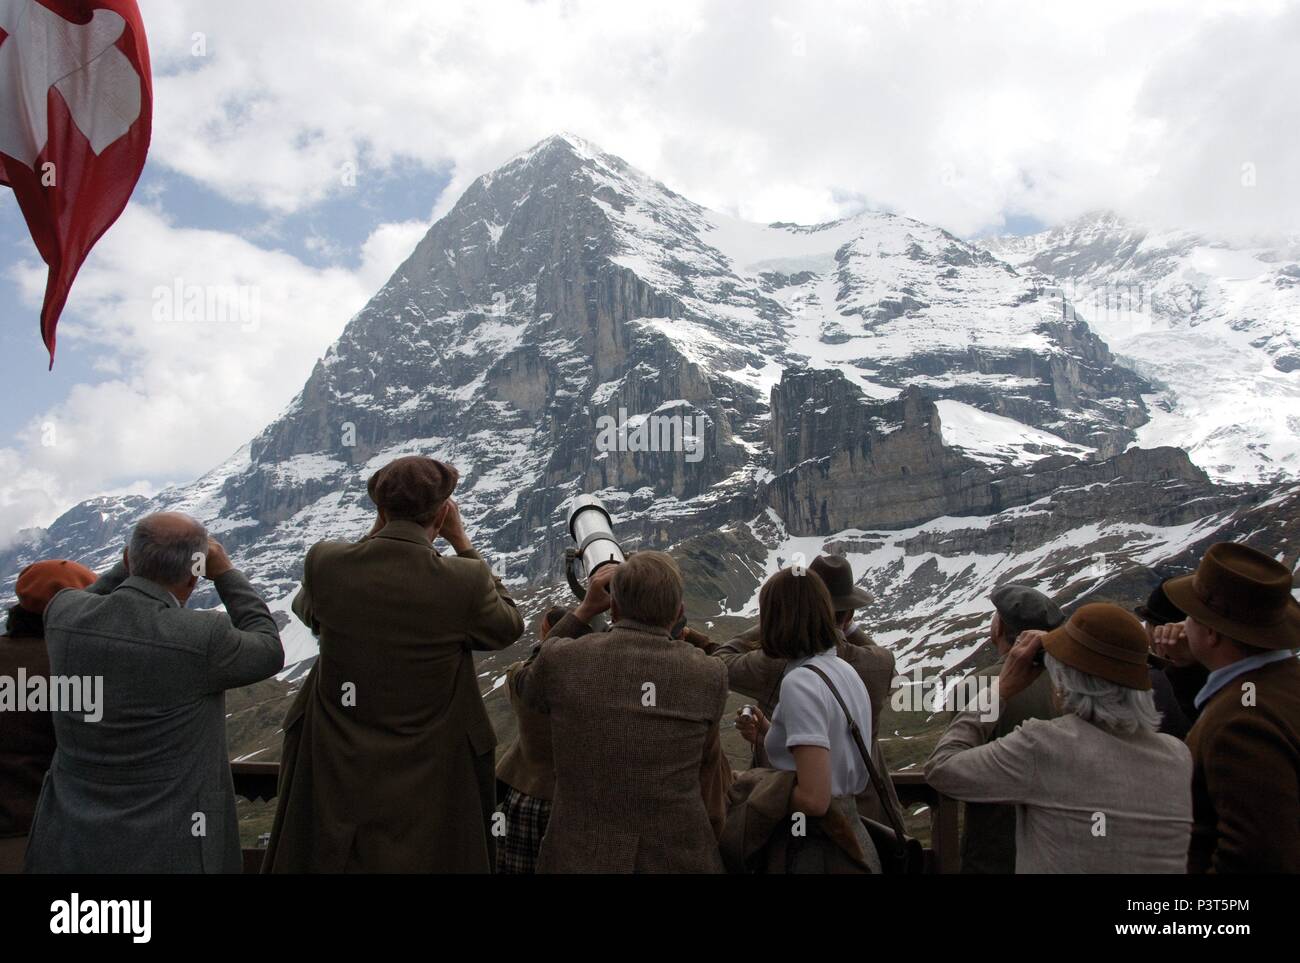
[5,136,1296,687]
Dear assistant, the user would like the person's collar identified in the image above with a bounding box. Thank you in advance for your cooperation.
[373,519,434,546]
[121,576,182,609]
[610,617,673,637]
[1194,649,1297,710]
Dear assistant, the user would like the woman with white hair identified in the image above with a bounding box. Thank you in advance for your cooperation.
[925,602,1193,873]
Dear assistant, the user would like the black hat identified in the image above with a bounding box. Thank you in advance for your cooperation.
[808,555,872,611]
[991,583,1065,638]
[1134,578,1186,627]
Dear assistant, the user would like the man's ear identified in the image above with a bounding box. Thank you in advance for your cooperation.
[433,501,451,531]
[676,601,686,623]
[185,574,198,592]
[122,546,130,573]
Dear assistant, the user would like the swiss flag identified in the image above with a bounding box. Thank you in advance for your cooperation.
[0,0,152,368]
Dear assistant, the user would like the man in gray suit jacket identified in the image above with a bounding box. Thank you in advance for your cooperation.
[25,512,283,874]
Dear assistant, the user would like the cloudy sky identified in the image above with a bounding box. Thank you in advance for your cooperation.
[1,0,1297,546]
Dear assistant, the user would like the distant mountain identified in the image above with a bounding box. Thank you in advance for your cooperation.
[5,139,1298,765]
[983,211,1300,484]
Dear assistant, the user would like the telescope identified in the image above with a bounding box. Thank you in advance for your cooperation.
[564,495,625,600]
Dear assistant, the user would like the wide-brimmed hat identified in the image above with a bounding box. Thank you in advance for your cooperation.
[1163,542,1300,650]
[808,555,872,611]
[1042,602,1152,690]
[15,559,97,615]
[1134,577,1186,627]
[991,583,1064,637]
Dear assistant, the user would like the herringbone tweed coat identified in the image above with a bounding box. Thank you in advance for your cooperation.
[513,616,728,873]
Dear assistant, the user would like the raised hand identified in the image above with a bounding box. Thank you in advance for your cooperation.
[437,499,472,552]
[1151,620,1194,666]
[203,538,234,580]
[735,704,769,746]
[999,629,1046,702]
[573,562,617,624]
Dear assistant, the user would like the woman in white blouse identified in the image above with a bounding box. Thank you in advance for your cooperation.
[735,568,880,872]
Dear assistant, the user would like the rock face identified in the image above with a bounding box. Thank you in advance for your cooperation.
[767,371,964,533]
[765,367,1207,535]
[2,136,1293,686]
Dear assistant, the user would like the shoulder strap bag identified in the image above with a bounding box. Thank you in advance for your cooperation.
[801,663,925,875]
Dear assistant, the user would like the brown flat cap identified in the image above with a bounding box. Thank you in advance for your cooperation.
[1164,542,1300,650]
[367,456,458,524]
[1042,602,1152,690]
[809,555,872,611]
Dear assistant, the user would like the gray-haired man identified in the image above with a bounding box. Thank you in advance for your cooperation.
[25,511,283,873]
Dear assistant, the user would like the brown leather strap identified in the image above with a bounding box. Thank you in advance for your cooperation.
[800,663,909,854]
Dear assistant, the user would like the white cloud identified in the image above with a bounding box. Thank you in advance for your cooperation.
[0,205,425,546]
[139,0,1300,236]
[6,0,1299,543]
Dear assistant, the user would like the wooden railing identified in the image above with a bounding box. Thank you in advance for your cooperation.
[233,761,962,873]
[891,771,961,874]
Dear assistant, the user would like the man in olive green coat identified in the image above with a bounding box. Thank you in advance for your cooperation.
[263,456,524,873]
[955,584,1064,874]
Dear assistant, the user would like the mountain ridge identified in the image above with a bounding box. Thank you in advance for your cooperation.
[4,137,1297,694]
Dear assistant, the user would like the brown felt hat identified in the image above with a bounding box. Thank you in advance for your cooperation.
[1042,602,1152,690]
[809,555,872,611]
[16,559,97,615]
[367,456,459,524]
[1163,542,1300,650]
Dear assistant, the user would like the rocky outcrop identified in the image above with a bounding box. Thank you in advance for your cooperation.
[765,367,1208,536]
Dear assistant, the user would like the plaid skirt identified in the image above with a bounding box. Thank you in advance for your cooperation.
[496,787,552,874]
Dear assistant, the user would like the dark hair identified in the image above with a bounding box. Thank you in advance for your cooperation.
[758,568,839,660]
[5,604,44,638]
[538,606,568,640]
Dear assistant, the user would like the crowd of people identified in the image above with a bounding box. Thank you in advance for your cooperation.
[0,454,1296,874]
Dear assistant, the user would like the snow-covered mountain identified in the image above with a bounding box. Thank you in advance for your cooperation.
[984,212,1300,484]
[5,137,1297,704]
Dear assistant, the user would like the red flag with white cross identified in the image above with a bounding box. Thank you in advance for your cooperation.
[0,0,152,368]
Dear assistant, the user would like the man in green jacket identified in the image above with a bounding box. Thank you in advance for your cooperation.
[264,455,524,873]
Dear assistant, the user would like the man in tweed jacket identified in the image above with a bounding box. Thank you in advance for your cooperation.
[513,551,728,873]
